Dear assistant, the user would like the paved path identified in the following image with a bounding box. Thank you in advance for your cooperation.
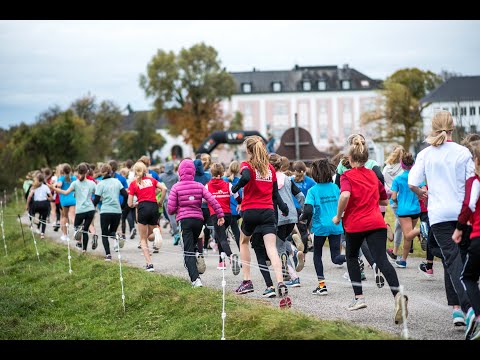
[22,214,468,340]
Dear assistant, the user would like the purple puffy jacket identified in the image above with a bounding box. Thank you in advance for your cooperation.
[167,159,224,221]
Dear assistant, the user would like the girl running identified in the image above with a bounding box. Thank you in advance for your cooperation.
[452,139,480,340]
[26,172,52,239]
[390,152,421,268]
[409,111,474,333]
[222,161,242,249]
[93,164,129,261]
[300,158,346,296]
[383,145,405,261]
[205,162,241,273]
[167,159,225,286]
[231,136,290,297]
[333,135,407,324]
[269,154,304,287]
[127,161,167,272]
[53,164,77,242]
[51,163,96,252]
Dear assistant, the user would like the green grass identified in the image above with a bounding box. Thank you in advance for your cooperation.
[0,202,396,340]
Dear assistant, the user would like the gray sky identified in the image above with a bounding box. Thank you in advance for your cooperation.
[1,20,479,129]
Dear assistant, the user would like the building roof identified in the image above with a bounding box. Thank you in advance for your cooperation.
[230,64,381,94]
[121,110,168,131]
[421,76,480,103]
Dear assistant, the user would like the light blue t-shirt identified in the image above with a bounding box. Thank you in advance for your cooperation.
[58,175,77,207]
[391,170,421,216]
[305,182,344,236]
[95,178,124,214]
[69,179,96,214]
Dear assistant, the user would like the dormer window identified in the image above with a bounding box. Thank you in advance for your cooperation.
[302,81,311,91]
[242,83,252,93]
[341,80,351,90]
[361,80,370,88]
[272,82,282,92]
[318,80,327,91]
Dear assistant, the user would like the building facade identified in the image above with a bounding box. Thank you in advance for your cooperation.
[222,64,382,152]
[421,76,480,136]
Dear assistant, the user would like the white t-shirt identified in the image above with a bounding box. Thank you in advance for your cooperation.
[408,142,474,225]
[33,184,51,201]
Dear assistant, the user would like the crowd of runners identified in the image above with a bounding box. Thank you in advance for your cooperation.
[22,110,480,340]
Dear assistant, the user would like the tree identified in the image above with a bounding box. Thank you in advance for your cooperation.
[229,111,244,131]
[70,94,97,124]
[114,111,166,161]
[362,68,443,150]
[139,42,236,150]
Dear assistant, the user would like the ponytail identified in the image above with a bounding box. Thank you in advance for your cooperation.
[245,136,269,178]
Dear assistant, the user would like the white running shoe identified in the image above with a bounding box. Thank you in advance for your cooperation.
[60,235,66,241]
[192,278,203,287]
[153,228,163,250]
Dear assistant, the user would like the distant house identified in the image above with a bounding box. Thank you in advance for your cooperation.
[120,110,193,162]
[420,76,480,135]
[221,64,382,152]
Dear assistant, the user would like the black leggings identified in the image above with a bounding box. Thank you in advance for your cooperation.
[201,207,212,247]
[32,200,50,234]
[314,234,346,280]
[211,214,233,261]
[180,218,204,282]
[346,228,400,297]
[277,223,295,242]
[74,211,95,250]
[251,232,273,288]
[230,214,241,249]
[461,237,480,317]
[121,205,135,235]
[100,213,121,255]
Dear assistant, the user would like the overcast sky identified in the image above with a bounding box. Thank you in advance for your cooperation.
[1,20,479,129]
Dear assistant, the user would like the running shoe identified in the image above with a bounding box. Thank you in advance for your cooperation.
[196,254,206,274]
[453,309,466,327]
[153,228,162,249]
[312,283,328,296]
[235,280,254,294]
[92,234,98,250]
[418,262,434,278]
[173,233,181,246]
[117,233,125,248]
[465,308,477,340]
[373,263,385,288]
[130,228,137,240]
[285,277,301,287]
[395,258,407,268]
[348,297,367,311]
[145,264,155,272]
[192,277,203,288]
[295,251,305,272]
[231,254,240,276]
[470,319,480,340]
[281,252,289,282]
[292,233,305,252]
[386,248,397,261]
[217,261,226,270]
[394,293,409,325]
[105,254,112,262]
[277,282,288,297]
[262,287,276,298]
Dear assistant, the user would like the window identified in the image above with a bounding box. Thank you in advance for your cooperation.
[272,82,282,92]
[452,107,458,116]
[242,83,252,93]
[442,107,449,111]
[361,80,370,88]
[470,125,477,133]
[343,126,352,138]
[461,107,467,116]
[302,81,311,91]
[341,80,351,90]
[470,107,476,116]
[317,81,327,91]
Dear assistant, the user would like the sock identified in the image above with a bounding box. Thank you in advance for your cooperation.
[426,262,433,270]
[319,279,325,287]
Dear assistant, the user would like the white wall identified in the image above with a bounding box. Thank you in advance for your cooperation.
[223,90,379,151]
[422,101,480,135]
[152,129,193,162]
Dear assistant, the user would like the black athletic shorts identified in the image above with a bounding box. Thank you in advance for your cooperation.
[241,208,277,237]
[398,213,420,220]
[137,201,160,226]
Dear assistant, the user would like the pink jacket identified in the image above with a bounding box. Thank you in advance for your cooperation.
[168,159,224,221]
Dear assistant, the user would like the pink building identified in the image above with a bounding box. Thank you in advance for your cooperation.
[222,64,381,151]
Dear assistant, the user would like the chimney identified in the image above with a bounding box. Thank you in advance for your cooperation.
[253,67,256,72]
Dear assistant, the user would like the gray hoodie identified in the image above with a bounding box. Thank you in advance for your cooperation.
[276,172,305,226]
[159,162,179,194]
[382,162,403,192]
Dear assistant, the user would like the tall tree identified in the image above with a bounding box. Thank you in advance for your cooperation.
[139,42,236,150]
[362,68,443,150]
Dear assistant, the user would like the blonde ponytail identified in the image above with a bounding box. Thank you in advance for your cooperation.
[133,162,147,185]
[348,135,369,164]
[245,136,269,178]
[425,111,454,147]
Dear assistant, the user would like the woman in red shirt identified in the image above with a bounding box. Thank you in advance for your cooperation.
[232,136,289,298]
[128,161,167,272]
[333,135,408,324]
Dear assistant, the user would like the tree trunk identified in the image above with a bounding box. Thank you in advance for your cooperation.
[403,126,411,152]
